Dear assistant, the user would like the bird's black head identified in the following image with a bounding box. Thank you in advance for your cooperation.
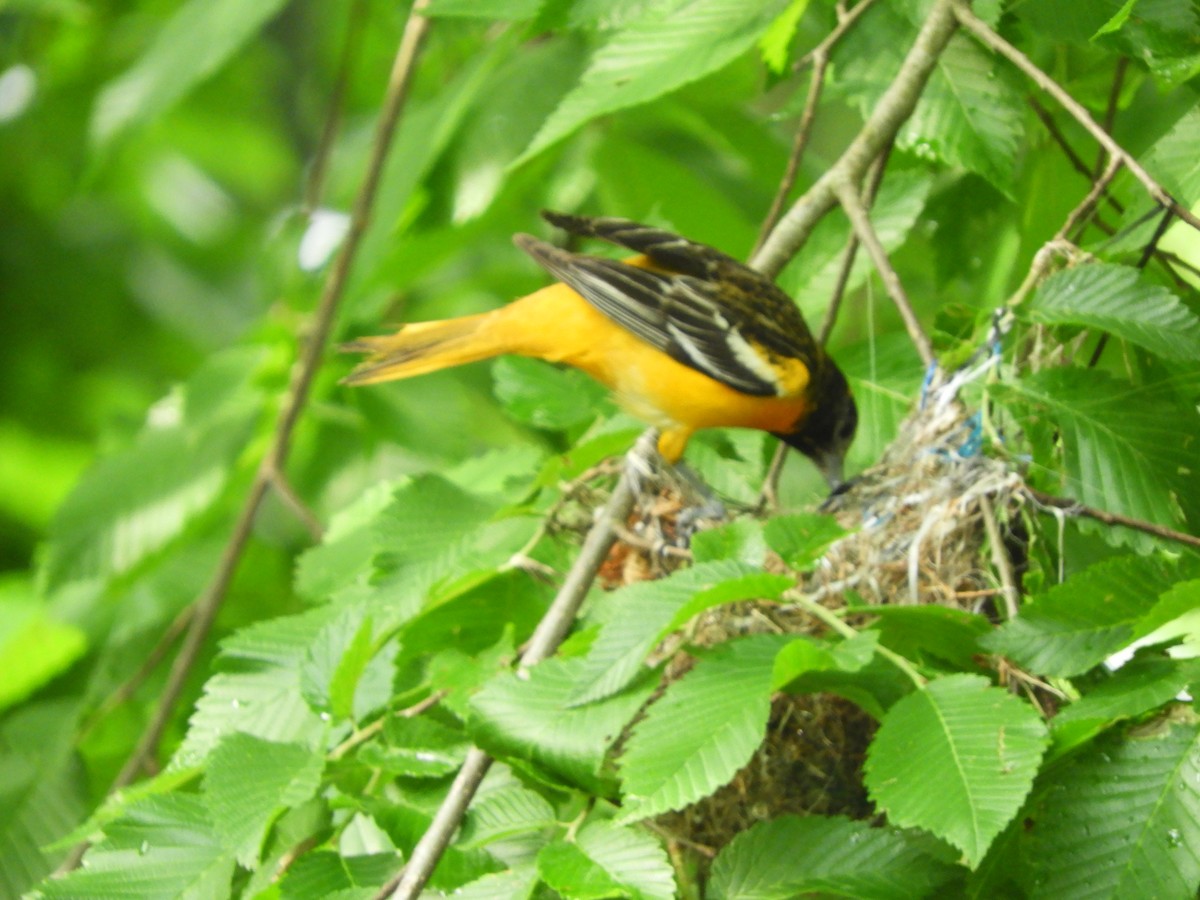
[775,363,858,489]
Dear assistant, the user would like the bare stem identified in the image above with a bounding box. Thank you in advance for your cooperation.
[70,5,437,875]
[1023,486,1200,551]
[379,431,655,900]
[834,178,935,367]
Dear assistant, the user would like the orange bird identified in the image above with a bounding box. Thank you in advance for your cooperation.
[342,211,857,486]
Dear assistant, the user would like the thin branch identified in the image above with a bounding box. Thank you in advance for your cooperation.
[1006,156,1123,309]
[834,178,935,367]
[83,0,435,841]
[1023,486,1200,551]
[954,2,1200,233]
[1088,206,1175,368]
[1094,56,1128,179]
[266,465,324,541]
[819,142,892,345]
[979,494,1019,619]
[752,0,960,278]
[76,604,195,743]
[304,0,370,212]
[754,52,829,254]
[379,431,655,900]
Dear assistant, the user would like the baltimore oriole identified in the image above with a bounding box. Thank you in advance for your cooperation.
[342,211,858,486]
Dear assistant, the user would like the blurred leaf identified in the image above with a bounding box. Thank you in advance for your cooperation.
[763,513,849,570]
[617,634,790,822]
[710,814,960,899]
[863,604,992,671]
[492,357,606,430]
[518,0,790,163]
[0,701,85,899]
[690,518,767,565]
[0,578,86,711]
[92,0,289,145]
[426,0,543,19]
[203,733,324,868]
[1022,721,1200,898]
[279,850,400,898]
[758,0,811,73]
[865,674,1048,867]
[537,841,628,898]
[42,347,265,592]
[1022,263,1200,363]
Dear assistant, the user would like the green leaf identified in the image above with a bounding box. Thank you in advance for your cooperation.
[517,0,790,164]
[357,717,469,779]
[91,0,289,145]
[993,368,1196,550]
[0,578,86,711]
[574,820,677,900]
[43,794,236,899]
[537,841,628,899]
[426,0,543,19]
[459,776,557,850]
[294,479,401,602]
[450,867,539,900]
[568,561,791,706]
[470,656,658,793]
[864,605,992,670]
[709,814,960,899]
[279,850,400,898]
[772,633,907,720]
[203,733,324,868]
[42,347,264,591]
[492,356,606,430]
[900,34,1024,196]
[982,555,1199,677]
[173,607,335,770]
[1052,656,1200,758]
[617,634,790,823]
[690,518,767,565]
[1023,721,1200,898]
[758,0,811,73]
[1022,263,1200,363]
[763,513,849,570]
[864,674,1048,867]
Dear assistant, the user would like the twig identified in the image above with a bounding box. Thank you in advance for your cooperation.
[819,143,892,346]
[754,0,883,252]
[71,1,437,865]
[1006,157,1123,310]
[1094,57,1128,179]
[1027,97,1121,213]
[379,431,655,900]
[751,0,960,279]
[266,465,324,541]
[76,604,195,743]
[330,691,447,761]
[834,178,935,367]
[953,2,1200,233]
[1088,207,1176,368]
[979,494,1019,619]
[1023,486,1200,551]
[304,0,369,212]
[754,56,829,253]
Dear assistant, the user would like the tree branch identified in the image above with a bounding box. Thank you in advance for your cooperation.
[379,431,655,900]
[954,2,1200,233]
[73,2,436,867]
[751,0,960,279]
[1023,486,1200,551]
[834,177,935,367]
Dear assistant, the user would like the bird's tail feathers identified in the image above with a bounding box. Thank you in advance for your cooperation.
[340,314,499,386]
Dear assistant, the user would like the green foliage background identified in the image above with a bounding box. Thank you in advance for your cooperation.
[2,0,1200,897]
